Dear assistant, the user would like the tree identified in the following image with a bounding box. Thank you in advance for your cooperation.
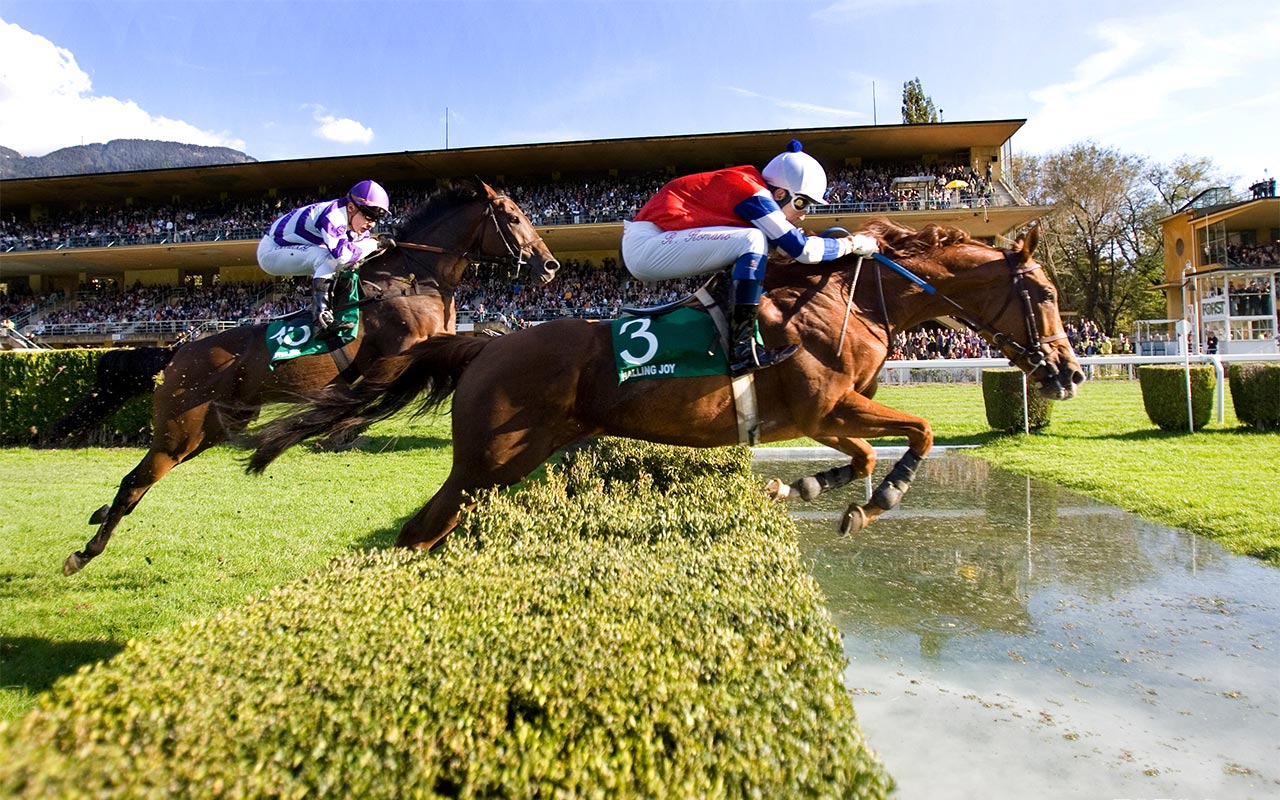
[1145,156,1230,215]
[1009,143,1177,335]
[901,78,938,124]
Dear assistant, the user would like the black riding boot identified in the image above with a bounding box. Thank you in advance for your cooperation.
[728,302,796,377]
[311,277,352,336]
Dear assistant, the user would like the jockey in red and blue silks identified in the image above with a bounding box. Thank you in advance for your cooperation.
[622,140,878,376]
[257,179,394,335]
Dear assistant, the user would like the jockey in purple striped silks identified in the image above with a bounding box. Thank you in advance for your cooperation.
[257,180,394,335]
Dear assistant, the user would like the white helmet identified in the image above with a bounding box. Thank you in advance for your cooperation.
[761,139,829,205]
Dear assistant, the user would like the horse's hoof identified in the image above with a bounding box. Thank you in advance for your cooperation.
[89,504,110,525]
[840,505,868,536]
[312,435,369,453]
[795,476,822,501]
[63,552,85,576]
[765,478,790,500]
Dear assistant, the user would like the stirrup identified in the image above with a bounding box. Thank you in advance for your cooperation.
[313,316,353,337]
[730,342,797,377]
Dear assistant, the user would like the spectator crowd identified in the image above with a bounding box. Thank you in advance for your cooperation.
[3,262,1130,358]
[2,158,1003,252]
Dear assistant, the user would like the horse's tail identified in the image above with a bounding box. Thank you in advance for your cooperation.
[50,346,177,441]
[246,334,492,473]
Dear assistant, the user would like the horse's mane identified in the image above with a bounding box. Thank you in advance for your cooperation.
[393,183,487,240]
[862,217,972,259]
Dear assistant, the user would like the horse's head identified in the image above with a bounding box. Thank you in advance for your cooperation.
[974,226,1085,399]
[476,181,560,285]
[863,219,1084,400]
[384,179,559,288]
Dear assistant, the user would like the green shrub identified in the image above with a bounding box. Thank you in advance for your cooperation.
[560,436,753,493]
[0,452,892,798]
[1227,362,1280,431]
[1137,364,1215,431]
[981,368,1052,433]
[0,350,152,445]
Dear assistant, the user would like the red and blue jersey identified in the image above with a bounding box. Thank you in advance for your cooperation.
[633,166,841,263]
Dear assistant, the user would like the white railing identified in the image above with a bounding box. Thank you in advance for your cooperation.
[879,353,1280,428]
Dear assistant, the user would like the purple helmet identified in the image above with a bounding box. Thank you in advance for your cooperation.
[346,180,390,220]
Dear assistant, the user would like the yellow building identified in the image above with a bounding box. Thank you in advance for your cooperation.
[1158,182,1280,355]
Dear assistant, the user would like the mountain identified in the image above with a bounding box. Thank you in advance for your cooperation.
[0,139,257,179]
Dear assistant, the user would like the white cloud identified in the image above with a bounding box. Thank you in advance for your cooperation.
[1018,7,1280,169]
[0,18,245,156]
[310,107,374,145]
[726,87,867,120]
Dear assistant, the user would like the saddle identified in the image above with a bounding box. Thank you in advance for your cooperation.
[265,274,362,367]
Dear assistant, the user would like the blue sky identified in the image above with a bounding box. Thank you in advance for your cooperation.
[1,0,1276,191]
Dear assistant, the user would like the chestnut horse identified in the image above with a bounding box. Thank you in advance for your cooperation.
[248,219,1084,549]
[62,179,558,575]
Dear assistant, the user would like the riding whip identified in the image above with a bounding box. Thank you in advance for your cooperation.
[837,256,865,355]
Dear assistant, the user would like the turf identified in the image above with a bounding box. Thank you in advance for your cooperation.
[1,379,1276,723]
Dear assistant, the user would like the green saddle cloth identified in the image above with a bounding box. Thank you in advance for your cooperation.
[610,307,728,384]
[266,280,360,367]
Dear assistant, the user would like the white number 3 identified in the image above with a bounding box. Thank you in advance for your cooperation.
[618,318,659,365]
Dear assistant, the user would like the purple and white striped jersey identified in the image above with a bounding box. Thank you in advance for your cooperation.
[266,199,377,267]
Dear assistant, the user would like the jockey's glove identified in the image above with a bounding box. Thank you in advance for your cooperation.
[376,234,397,250]
[849,234,879,257]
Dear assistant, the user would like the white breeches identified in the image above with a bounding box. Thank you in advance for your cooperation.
[621,221,767,282]
[257,237,342,280]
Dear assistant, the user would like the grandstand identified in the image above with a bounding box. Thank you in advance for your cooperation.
[1,121,1051,348]
[1158,186,1280,356]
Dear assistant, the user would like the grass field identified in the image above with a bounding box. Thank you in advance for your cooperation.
[1,378,1276,722]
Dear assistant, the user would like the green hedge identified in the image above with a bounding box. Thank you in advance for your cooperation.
[560,436,754,493]
[1137,364,1215,431]
[1227,362,1280,431]
[981,368,1052,433]
[0,442,892,798]
[0,350,152,445]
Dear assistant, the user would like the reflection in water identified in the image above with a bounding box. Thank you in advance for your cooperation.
[756,451,1280,799]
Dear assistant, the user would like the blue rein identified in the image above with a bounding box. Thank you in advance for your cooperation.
[871,252,936,295]
[866,249,1057,382]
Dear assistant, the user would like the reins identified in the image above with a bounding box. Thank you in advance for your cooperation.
[369,193,545,299]
[859,249,1062,383]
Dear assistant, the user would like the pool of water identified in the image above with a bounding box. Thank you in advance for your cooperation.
[756,450,1280,800]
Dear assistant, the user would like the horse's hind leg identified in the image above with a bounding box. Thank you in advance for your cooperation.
[396,412,582,551]
[64,448,185,575]
[64,407,224,575]
[395,474,473,551]
[765,436,876,501]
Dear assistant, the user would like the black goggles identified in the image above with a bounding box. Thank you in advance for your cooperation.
[355,204,387,223]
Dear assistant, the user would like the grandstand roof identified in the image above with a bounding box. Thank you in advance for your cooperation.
[2,120,1050,279]
[4,121,1025,207]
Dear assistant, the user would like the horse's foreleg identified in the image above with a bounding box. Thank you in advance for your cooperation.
[841,449,923,535]
[790,390,933,535]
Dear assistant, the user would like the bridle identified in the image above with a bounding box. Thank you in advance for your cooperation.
[394,193,544,275]
[867,248,1065,385]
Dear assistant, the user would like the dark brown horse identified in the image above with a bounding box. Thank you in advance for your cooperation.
[62,179,558,574]
[248,218,1084,549]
